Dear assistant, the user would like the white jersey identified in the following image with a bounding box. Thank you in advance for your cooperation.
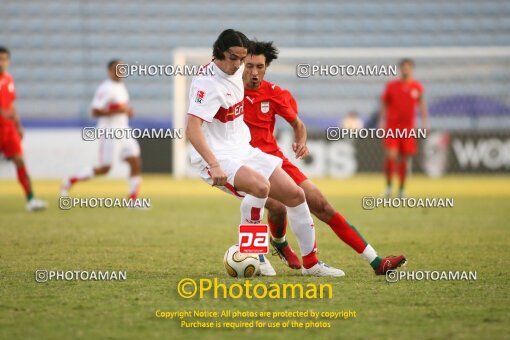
[187,62,252,165]
[91,78,130,128]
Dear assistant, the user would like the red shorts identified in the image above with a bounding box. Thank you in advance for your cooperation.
[271,149,308,185]
[0,126,23,158]
[383,137,417,155]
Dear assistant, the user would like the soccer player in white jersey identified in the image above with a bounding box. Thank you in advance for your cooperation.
[61,59,142,200]
[186,29,344,277]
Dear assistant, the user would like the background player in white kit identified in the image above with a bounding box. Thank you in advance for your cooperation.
[186,29,344,277]
[61,59,142,200]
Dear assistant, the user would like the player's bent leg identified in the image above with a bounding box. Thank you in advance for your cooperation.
[125,156,142,200]
[268,168,343,276]
[234,165,270,224]
[265,198,287,240]
[265,198,301,269]
[233,165,276,275]
[267,166,305,207]
[61,165,110,196]
[300,179,406,274]
[268,168,313,263]
[300,179,336,223]
[10,155,47,211]
[94,165,111,175]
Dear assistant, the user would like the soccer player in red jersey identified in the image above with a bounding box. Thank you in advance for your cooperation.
[243,41,406,275]
[0,46,47,211]
[380,58,429,198]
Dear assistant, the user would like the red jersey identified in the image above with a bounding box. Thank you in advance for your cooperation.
[0,72,17,129]
[244,80,298,154]
[382,79,423,128]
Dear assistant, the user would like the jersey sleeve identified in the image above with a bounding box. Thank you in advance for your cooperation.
[10,77,16,103]
[187,78,222,123]
[417,81,425,99]
[91,83,110,110]
[274,89,298,123]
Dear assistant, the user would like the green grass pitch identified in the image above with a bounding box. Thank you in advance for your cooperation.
[0,175,509,339]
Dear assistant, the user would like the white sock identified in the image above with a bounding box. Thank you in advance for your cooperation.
[286,201,316,256]
[240,195,267,224]
[73,166,94,181]
[361,244,378,263]
[129,175,142,198]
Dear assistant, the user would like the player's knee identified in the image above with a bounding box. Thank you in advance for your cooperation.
[251,179,270,198]
[95,166,110,175]
[12,156,24,168]
[286,185,306,207]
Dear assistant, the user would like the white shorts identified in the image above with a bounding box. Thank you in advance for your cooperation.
[98,137,141,166]
[196,147,282,198]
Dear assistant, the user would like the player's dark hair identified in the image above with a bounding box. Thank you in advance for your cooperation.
[248,40,279,66]
[107,59,121,69]
[212,29,250,60]
[399,58,415,68]
[0,46,11,57]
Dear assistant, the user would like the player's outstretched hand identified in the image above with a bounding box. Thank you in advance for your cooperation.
[126,106,134,118]
[17,126,24,139]
[210,166,228,187]
[293,142,309,159]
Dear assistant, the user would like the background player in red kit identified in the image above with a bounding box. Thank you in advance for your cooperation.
[380,58,429,198]
[0,46,47,211]
[243,41,406,275]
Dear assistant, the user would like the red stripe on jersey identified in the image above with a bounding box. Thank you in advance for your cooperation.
[214,100,244,123]
[250,207,261,221]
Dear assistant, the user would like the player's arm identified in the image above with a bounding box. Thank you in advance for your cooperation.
[418,96,429,131]
[276,90,308,159]
[9,104,24,139]
[289,117,309,159]
[185,115,227,186]
[379,84,389,129]
[379,99,387,129]
[92,104,131,117]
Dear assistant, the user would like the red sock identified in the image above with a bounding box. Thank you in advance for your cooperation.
[16,166,33,201]
[327,213,367,253]
[398,160,407,189]
[384,158,394,186]
[302,242,318,269]
[268,215,286,239]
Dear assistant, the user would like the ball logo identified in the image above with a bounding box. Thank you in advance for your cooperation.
[238,224,269,254]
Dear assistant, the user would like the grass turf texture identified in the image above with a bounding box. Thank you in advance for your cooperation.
[0,175,509,339]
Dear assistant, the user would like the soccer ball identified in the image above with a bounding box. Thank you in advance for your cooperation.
[223,244,260,278]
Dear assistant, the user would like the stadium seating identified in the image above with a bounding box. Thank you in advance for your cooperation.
[1,0,509,129]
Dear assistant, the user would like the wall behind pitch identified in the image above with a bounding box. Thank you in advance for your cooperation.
[0,129,129,179]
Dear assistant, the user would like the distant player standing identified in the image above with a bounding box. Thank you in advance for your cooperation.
[186,29,344,277]
[0,46,47,211]
[61,59,142,199]
[380,59,429,198]
[243,41,406,275]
